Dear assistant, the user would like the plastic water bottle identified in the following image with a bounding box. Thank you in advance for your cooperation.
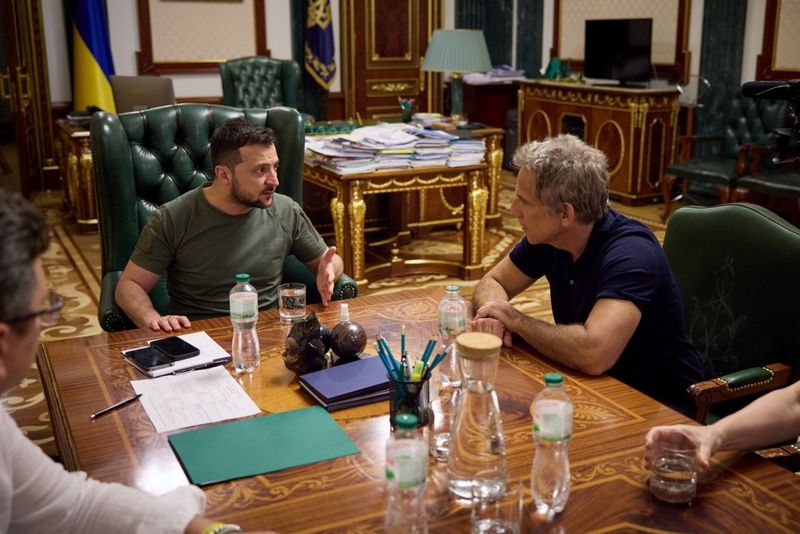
[438,284,467,350]
[530,373,572,517]
[431,285,467,460]
[385,413,428,533]
[230,273,260,373]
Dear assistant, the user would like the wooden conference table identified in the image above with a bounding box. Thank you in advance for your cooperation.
[37,289,800,532]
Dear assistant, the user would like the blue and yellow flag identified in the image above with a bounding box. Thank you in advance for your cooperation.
[305,0,336,90]
[73,0,116,112]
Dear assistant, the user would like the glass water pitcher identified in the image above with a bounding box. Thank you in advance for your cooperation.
[446,332,506,500]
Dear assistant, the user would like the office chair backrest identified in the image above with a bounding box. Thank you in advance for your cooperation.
[219,56,300,109]
[110,75,176,113]
[663,203,800,379]
[720,93,787,159]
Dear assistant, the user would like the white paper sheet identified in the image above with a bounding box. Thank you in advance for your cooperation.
[131,365,260,433]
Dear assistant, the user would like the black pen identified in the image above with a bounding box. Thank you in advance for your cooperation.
[90,393,142,420]
[171,359,229,375]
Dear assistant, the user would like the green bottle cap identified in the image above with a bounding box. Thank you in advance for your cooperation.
[235,273,251,283]
[544,372,564,386]
[394,413,418,430]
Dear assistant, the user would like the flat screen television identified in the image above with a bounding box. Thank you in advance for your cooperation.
[583,18,652,86]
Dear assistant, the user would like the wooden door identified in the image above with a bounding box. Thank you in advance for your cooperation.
[340,0,443,121]
[0,0,55,196]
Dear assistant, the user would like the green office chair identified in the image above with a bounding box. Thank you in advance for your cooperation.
[220,56,300,109]
[663,203,800,423]
[661,93,787,220]
[91,104,356,332]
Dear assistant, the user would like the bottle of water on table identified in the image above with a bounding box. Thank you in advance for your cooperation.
[431,285,467,459]
[229,273,259,373]
[530,372,572,517]
[385,413,428,533]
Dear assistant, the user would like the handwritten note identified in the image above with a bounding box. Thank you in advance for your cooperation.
[131,366,260,433]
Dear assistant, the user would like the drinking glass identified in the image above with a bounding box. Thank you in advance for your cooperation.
[471,478,522,534]
[649,441,698,503]
[278,283,306,324]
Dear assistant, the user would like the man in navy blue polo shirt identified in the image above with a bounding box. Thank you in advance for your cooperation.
[472,135,705,413]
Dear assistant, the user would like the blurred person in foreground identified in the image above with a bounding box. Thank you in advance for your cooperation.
[0,189,266,534]
[645,381,800,471]
[471,135,705,414]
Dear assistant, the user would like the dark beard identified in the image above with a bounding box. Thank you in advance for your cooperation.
[230,178,271,209]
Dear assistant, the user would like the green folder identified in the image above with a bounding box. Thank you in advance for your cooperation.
[168,406,360,485]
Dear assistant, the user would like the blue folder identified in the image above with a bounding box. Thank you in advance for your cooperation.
[298,356,390,411]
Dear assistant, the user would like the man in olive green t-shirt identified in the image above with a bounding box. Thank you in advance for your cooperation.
[116,118,344,332]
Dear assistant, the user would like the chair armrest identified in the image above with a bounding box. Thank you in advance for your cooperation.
[686,362,792,423]
[676,133,722,161]
[282,255,358,304]
[98,272,137,332]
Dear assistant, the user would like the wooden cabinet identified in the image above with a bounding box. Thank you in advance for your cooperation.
[518,80,680,205]
[55,119,96,232]
[461,82,519,129]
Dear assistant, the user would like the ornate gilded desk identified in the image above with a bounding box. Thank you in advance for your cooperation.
[303,163,489,284]
[36,288,800,532]
[54,118,97,233]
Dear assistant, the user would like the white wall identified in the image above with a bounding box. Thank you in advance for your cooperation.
[42,0,70,103]
[742,0,766,84]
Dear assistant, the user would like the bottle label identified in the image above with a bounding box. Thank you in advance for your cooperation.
[439,309,466,335]
[386,441,428,489]
[533,399,572,440]
[230,292,258,322]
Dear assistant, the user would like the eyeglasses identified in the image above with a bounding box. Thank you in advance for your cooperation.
[4,290,64,327]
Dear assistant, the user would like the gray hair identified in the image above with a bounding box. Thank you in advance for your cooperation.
[512,134,609,224]
[0,190,49,327]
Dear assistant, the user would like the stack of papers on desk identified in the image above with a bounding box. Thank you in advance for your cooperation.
[298,356,390,411]
[304,122,485,174]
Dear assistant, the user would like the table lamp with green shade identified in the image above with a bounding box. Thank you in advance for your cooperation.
[422,29,492,121]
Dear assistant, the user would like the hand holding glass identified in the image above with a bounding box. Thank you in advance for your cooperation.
[649,440,698,503]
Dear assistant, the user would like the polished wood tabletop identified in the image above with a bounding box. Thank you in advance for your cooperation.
[37,289,800,532]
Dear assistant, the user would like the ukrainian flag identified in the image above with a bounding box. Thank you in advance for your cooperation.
[73,0,116,112]
[305,0,336,89]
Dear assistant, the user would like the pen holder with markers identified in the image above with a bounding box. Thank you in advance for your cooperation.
[374,328,448,431]
[389,377,431,429]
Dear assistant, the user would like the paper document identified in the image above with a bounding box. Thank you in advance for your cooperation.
[122,331,231,378]
[131,365,260,433]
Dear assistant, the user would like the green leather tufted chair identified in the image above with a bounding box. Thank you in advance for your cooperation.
[220,56,300,109]
[661,94,787,220]
[663,203,800,423]
[91,104,357,332]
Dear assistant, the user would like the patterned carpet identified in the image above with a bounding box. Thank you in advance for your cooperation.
[2,182,667,458]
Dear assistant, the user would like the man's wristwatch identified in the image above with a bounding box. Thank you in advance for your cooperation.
[201,523,243,534]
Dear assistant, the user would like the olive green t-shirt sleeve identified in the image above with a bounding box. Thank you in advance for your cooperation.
[129,208,176,275]
[288,199,328,263]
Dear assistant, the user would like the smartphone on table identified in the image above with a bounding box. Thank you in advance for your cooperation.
[149,336,200,361]
[123,336,200,374]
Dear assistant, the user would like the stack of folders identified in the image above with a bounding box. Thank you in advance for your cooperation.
[298,356,390,411]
